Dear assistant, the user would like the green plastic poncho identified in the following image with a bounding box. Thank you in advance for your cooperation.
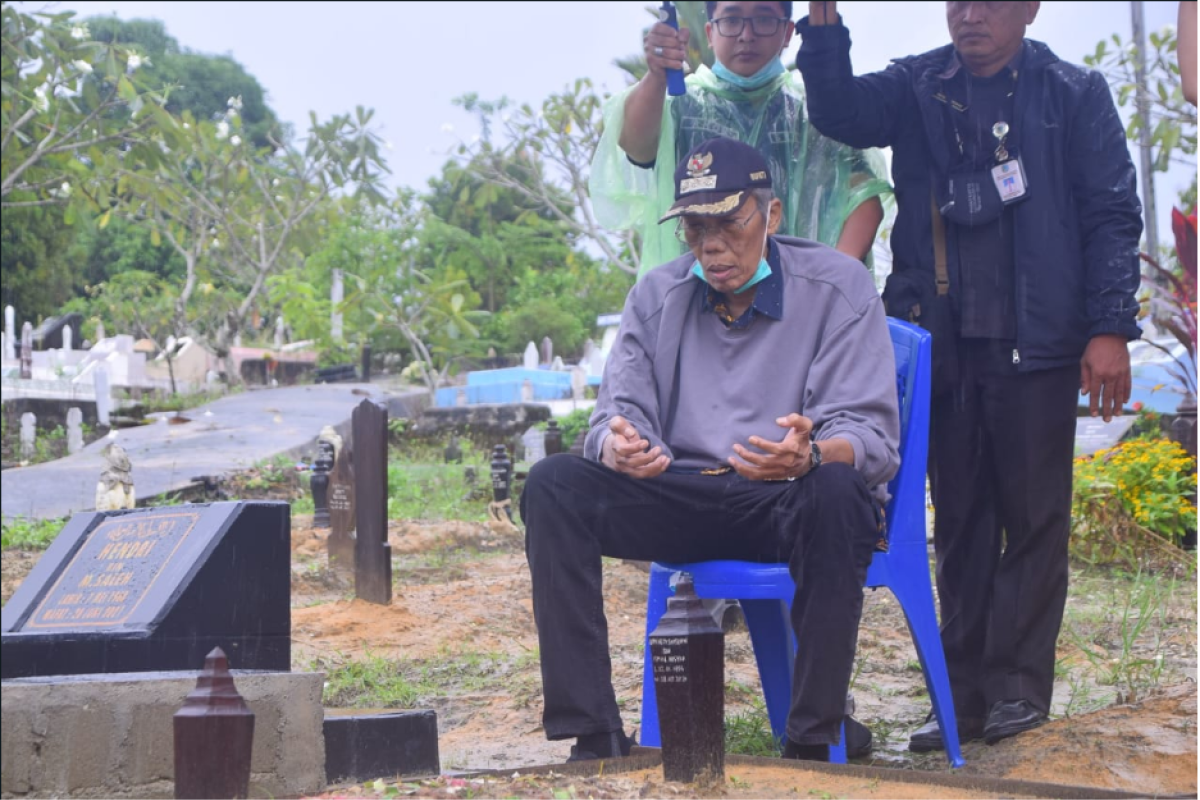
[590,65,892,278]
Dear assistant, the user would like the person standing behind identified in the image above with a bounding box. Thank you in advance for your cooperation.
[795,1,1143,750]
[590,1,891,276]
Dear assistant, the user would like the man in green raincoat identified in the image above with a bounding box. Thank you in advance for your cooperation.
[590,1,891,277]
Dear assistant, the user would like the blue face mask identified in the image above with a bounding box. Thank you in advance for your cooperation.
[712,56,785,90]
[692,258,772,294]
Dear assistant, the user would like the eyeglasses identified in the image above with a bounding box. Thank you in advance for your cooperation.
[712,15,788,37]
[674,212,758,246]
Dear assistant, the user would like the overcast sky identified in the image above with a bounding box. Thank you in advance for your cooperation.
[51,1,1191,237]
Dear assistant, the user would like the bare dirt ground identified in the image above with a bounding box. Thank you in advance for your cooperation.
[290,516,1196,799]
[3,514,1195,800]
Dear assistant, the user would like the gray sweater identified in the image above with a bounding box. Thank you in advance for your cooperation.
[584,236,901,492]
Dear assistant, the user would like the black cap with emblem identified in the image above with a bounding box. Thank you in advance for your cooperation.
[659,137,773,223]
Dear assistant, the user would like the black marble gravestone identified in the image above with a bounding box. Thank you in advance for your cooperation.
[650,574,725,783]
[0,501,290,679]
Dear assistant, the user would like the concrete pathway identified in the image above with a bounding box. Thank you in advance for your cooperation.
[1,383,422,521]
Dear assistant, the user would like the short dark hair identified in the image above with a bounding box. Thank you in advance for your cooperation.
[705,1,793,21]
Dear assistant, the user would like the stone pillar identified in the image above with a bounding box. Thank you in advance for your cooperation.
[20,321,33,379]
[62,324,72,352]
[544,420,563,456]
[523,342,538,370]
[94,366,112,426]
[310,440,334,529]
[1172,395,1198,550]
[4,304,14,360]
[67,407,84,454]
[360,344,372,383]
[331,268,344,342]
[19,413,36,461]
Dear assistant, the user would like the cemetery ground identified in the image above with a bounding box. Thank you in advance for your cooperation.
[1,446,1196,799]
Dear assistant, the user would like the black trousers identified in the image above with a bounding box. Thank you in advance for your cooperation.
[929,339,1079,721]
[520,454,879,745]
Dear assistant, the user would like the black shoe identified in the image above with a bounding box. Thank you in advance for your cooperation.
[983,700,1047,745]
[567,729,637,762]
[844,716,873,759]
[782,739,829,762]
[908,712,985,753]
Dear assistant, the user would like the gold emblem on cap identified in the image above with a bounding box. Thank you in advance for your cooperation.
[687,152,713,178]
[750,170,767,181]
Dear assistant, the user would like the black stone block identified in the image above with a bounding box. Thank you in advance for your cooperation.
[0,502,291,679]
[324,711,440,783]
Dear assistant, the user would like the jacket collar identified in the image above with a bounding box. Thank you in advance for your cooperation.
[908,40,1058,175]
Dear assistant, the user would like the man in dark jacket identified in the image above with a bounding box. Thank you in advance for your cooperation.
[795,1,1142,750]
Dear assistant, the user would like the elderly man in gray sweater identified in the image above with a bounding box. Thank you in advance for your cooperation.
[521,136,900,764]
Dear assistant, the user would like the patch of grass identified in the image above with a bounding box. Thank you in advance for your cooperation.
[321,652,421,708]
[386,462,487,522]
[318,648,537,709]
[1,516,66,550]
[725,698,780,757]
[1060,565,1190,713]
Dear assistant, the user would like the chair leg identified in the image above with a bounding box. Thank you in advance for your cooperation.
[740,598,794,748]
[890,581,965,768]
[829,721,847,764]
[640,567,675,747]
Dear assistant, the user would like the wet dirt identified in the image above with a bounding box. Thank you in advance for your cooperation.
[2,515,1195,799]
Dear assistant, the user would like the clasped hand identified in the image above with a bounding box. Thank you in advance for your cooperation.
[729,413,817,481]
[601,414,816,481]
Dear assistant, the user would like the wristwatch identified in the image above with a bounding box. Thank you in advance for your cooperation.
[809,441,823,471]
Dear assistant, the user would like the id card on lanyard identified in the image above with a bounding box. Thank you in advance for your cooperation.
[989,120,1028,204]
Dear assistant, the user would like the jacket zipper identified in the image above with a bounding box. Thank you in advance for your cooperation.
[1012,348,1021,365]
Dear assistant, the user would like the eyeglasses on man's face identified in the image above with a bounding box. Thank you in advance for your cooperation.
[675,211,758,246]
[711,14,788,37]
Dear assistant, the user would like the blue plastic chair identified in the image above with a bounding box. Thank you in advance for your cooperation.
[639,318,964,768]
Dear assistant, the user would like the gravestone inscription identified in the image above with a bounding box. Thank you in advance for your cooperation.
[353,400,391,604]
[0,501,291,679]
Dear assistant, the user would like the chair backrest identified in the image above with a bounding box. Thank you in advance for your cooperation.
[883,318,932,547]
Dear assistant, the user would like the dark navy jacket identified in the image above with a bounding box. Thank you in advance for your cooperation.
[796,22,1143,371]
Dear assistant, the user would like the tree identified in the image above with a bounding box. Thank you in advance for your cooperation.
[0,204,79,320]
[86,16,284,149]
[308,202,490,397]
[1085,25,1198,207]
[1,4,166,207]
[105,100,389,381]
[452,82,641,275]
